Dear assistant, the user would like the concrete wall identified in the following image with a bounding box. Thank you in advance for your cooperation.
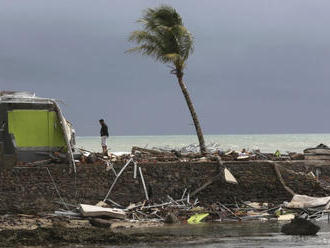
[0,160,328,214]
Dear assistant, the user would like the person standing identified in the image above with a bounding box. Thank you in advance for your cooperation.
[99,119,109,155]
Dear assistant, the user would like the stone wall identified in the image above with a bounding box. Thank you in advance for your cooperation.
[0,160,329,214]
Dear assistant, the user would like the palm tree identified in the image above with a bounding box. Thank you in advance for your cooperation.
[128,5,207,154]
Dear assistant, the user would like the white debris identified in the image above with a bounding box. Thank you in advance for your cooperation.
[224,168,238,184]
[79,204,126,219]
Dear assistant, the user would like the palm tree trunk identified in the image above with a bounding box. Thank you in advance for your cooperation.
[177,75,207,154]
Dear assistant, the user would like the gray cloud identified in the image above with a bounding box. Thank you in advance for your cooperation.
[1,0,330,135]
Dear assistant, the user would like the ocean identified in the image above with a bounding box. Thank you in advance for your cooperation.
[76,133,330,154]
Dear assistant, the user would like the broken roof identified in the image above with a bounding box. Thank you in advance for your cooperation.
[0,91,54,104]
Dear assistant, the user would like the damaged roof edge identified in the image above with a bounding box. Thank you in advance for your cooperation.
[0,91,57,104]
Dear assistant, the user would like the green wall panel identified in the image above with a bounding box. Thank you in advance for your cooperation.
[8,110,65,148]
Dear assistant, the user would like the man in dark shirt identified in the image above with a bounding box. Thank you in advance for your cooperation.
[99,119,109,155]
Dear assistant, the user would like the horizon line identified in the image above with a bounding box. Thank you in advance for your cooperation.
[76,132,330,138]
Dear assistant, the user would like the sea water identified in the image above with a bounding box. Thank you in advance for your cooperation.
[58,220,330,248]
[76,133,330,154]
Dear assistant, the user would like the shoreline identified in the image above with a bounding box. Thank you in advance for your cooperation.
[0,214,202,247]
[1,214,328,247]
[0,213,280,247]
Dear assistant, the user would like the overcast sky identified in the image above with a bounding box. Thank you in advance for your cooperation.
[1,0,330,136]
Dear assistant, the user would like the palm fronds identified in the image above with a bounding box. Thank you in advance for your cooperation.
[128,5,193,74]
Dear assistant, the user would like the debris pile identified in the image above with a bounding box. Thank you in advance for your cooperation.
[20,143,330,168]
[8,144,330,238]
[46,155,330,229]
[129,145,305,163]
[304,143,330,160]
[73,143,322,165]
[31,192,328,232]
[2,192,329,233]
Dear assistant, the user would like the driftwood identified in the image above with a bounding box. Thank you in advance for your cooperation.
[132,146,173,156]
[131,146,204,161]
[79,204,126,219]
[218,202,242,220]
[270,161,295,196]
[191,156,226,197]
[191,177,219,197]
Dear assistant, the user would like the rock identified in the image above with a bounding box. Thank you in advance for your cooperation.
[87,154,97,164]
[290,153,305,160]
[171,150,182,158]
[164,213,178,224]
[281,217,320,235]
[89,218,113,228]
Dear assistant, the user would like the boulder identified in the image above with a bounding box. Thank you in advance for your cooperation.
[164,213,178,224]
[281,217,320,235]
[89,218,113,228]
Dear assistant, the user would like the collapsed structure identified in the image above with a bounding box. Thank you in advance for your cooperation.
[0,91,76,168]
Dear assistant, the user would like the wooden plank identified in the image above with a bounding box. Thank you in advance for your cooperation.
[79,204,126,219]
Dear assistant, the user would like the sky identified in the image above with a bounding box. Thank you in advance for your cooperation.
[1,0,330,136]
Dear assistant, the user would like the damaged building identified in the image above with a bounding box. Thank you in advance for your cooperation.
[0,91,76,167]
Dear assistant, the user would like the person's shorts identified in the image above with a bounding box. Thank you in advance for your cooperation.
[101,136,107,146]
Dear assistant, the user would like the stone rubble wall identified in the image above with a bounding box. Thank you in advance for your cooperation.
[0,160,329,214]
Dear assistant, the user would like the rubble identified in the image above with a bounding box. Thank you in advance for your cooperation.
[284,194,330,209]
[2,142,330,246]
[2,191,329,232]
[17,141,317,168]
[127,145,306,163]
[1,161,330,247]
[4,192,329,234]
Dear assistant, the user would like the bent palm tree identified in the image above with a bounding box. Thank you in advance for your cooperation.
[128,5,207,154]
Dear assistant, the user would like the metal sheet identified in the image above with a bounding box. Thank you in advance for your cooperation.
[8,110,66,148]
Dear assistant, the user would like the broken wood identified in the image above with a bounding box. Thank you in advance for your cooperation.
[79,204,126,219]
[270,161,295,196]
[132,146,173,156]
